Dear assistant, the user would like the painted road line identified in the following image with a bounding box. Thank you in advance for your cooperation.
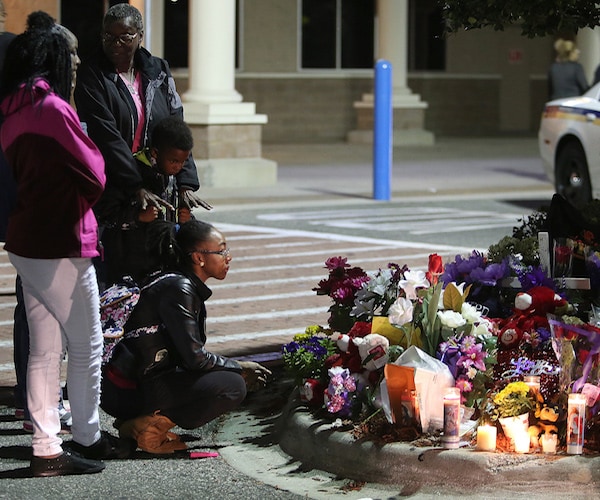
[232,244,414,262]
[210,291,314,305]
[216,222,476,252]
[228,251,459,275]
[209,307,326,323]
[208,327,317,343]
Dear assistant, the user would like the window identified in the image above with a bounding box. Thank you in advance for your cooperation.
[408,0,445,71]
[164,0,240,69]
[301,0,374,70]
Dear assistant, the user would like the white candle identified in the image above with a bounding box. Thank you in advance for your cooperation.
[523,375,540,396]
[513,429,530,453]
[541,433,558,454]
[476,425,497,451]
[567,393,586,454]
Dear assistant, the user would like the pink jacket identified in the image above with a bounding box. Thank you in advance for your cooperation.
[0,79,105,258]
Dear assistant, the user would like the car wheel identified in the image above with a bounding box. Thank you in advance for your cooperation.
[555,141,592,209]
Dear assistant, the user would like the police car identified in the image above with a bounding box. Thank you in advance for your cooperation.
[538,83,600,208]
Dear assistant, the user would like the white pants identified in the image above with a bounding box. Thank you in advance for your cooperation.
[9,254,103,457]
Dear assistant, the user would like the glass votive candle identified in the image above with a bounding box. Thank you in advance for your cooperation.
[513,429,530,453]
[523,375,540,396]
[442,387,461,449]
[567,393,586,455]
[476,424,497,451]
[541,433,558,454]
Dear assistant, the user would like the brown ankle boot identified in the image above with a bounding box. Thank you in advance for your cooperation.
[127,412,187,454]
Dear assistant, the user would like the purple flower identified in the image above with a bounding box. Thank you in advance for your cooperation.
[469,260,509,286]
[325,256,349,271]
[282,341,300,354]
[458,343,486,372]
[517,265,556,291]
[441,251,487,285]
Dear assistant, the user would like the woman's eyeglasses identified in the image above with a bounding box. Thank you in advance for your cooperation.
[101,32,138,46]
[191,248,231,258]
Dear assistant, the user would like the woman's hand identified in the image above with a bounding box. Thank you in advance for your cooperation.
[237,361,272,392]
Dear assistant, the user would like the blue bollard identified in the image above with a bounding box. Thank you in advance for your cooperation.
[373,59,392,201]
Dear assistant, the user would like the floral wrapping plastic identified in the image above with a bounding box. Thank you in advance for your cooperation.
[99,280,141,340]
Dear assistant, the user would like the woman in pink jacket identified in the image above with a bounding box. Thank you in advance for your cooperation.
[0,12,129,477]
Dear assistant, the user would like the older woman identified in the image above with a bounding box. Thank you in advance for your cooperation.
[0,11,130,477]
[74,4,208,287]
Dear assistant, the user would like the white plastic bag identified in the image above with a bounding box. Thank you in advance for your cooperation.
[394,346,455,432]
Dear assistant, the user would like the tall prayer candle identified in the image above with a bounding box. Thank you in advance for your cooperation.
[442,387,460,449]
[567,393,586,454]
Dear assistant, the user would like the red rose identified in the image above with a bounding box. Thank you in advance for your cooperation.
[426,253,444,284]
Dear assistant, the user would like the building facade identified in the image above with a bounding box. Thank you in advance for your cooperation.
[7,1,600,145]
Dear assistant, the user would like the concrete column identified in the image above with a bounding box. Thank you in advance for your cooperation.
[180,0,275,188]
[183,0,241,104]
[348,0,434,145]
[378,0,410,97]
[577,27,600,86]
[182,0,266,125]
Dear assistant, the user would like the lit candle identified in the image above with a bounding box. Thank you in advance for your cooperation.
[442,387,461,449]
[541,433,558,454]
[567,393,586,455]
[513,429,530,453]
[476,425,497,451]
[523,375,540,397]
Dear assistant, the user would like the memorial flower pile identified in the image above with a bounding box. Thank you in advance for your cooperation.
[281,197,600,452]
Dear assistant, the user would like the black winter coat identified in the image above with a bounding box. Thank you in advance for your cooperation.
[114,271,241,382]
[74,47,199,224]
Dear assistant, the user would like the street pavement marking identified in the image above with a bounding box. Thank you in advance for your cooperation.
[255,206,523,234]
[208,327,314,343]
[217,222,476,252]
[210,291,314,305]
[228,251,458,275]
[210,307,326,324]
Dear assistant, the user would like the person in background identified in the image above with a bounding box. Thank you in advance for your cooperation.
[102,116,195,285]
[101,220,271,454]
[0,11,130,477]
[548,38,589,100]
[73,3,210,289]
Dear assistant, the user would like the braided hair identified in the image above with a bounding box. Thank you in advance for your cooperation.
[0,11,74,102]
[145,219,217,275]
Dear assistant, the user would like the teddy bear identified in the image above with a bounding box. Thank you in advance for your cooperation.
[327,323,389,385]
[497,286,567,349]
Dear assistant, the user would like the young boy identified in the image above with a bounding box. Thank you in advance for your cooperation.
[134,117,196,225]
[104,117,207,284]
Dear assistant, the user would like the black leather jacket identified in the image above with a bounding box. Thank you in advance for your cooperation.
[73,46,199,224]
[117,271,241,381]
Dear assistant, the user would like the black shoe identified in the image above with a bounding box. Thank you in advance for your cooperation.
[67,430,135,460]
[30,450,105,477]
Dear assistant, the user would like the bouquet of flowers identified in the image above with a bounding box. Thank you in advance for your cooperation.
[492,381,534,419]
[281,326,338,385]
[313,257,369,333]
[323,367,362,418]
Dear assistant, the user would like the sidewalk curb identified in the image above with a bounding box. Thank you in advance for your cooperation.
[277,398,600,490]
